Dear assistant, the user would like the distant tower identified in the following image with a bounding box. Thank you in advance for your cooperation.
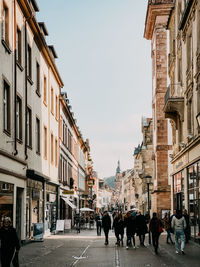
[114,160,122,201]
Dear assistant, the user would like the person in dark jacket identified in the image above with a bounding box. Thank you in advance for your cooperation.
[163,212,174,244]
[136,211,147,247]
[124,211,137,249]
[102,211,111,245]
[183,209,190,243]
[149,212,163,254]
[95,212,102,236]
[113,212,124,246]
[0,217,20,267]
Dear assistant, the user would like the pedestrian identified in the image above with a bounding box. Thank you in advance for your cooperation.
[163,212,174,244]
[113,212,124,246]
[171,209,186,255]
[95,212,102,236]
[0,217,20,267]
[149,212,163,254]
[136,211,148,247]
[124,211,137,249]
[183,209,190,243]
[102,211,111,245]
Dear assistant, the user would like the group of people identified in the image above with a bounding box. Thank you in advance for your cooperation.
[0,217,20,267]
[98,209,190,255]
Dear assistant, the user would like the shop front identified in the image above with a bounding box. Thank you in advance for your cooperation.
[187,161,200,240]
[173,171,185,211]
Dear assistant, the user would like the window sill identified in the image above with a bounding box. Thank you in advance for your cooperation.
[1,39,11,54]
[17,138,23,144]
[27,76,33,85]
[3,129,11,137]
[16,61,24,72]
[36,90,41,97]
[43,100,47,107]
[27,145,32,150]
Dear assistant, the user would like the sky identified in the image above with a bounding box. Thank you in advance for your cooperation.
[36,0,152,178]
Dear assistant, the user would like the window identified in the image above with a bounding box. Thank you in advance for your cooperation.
[51,87,54,114]
[16,28,21,64]
[16,96,22,141]
[177,56,182,84]
[44,126,47,159]
[36,62,40,95]
[62,121,68,146]
[43,75,47,104]
[55,138,58,166]
[2,4,9,44]
[3,80,10,133]
[27,107,32,147]
[59,156,62,182]
[55,95,58,119]
[68,130,72,152]
[187,98,193,134]
[51,133,53,164]
[27,45,32,78]
[36,117,40,154]
[187,34,192,70]
[68,163,72,185]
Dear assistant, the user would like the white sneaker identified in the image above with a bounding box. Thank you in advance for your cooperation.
[126,246,129,249]
[175,251,179,254]
[133,246,136,249]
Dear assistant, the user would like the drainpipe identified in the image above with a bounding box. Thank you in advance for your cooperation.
[24,19,28,160]
[13,0,18,156]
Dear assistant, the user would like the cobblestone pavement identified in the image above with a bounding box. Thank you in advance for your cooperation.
[19,229,200,267]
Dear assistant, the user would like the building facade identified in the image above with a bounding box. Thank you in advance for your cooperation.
[144,0,173,216]
[164,0,200,240]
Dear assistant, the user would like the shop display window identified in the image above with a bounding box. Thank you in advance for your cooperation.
[0,182,14,221]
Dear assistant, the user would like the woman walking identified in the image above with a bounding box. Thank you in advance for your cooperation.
[102,211,111,245]
[113,212,124,246]
[171,210,186,255]
[149,212,163,255]
[124,211,137,249]
[136,211,147,247]
[163,212,174,244]
[0,217,20,267]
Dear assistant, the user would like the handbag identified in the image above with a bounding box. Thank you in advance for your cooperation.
[12,250,20,267]
[158,225,163,233]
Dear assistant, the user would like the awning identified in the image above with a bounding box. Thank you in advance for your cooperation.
[61,197,76,209]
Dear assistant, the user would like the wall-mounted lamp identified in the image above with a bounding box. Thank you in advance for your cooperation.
[196,112,200,128]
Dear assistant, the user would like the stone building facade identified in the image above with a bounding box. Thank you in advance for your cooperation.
[164,0,200,240]
[144,0,173,216]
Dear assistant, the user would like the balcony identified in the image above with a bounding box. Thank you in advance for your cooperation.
[164,85,184,124]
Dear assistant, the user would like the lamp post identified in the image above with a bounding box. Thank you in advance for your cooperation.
[145,175,152,245]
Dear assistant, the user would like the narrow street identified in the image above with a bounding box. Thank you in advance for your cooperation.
[19,229,200,267]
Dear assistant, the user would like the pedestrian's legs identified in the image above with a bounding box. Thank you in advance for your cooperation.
[104,229,109,244]
[99,225,101,236]
[167,229,173,244]
[175,230,179,252]
[132,234,136,247]
[180,230,185,252]
[115,232,120,244]
[126,234,131,247]
[121,234,124,246]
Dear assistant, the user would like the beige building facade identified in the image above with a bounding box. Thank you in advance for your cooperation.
[164,0,200,240]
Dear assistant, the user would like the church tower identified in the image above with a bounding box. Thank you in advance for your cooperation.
[114,160,122,201]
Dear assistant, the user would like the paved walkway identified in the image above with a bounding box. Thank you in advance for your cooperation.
[19,229,200,267]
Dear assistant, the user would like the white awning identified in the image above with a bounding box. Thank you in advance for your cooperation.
[61,197,76,209]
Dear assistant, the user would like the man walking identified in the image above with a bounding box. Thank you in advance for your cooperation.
[183,209,190,243]
[102,211,111,245]
[171,210,186,255]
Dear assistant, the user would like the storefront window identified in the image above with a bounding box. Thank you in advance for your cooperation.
[0,182,14,221]
[173,171,184,210]
[188,162,200,239]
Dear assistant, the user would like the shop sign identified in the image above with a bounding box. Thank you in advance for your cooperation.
[33,223,44,241]
[51,204,57,232]
[62,190,74,195]
[64,219,71,230]
[49,193,56,203]
[32,190,40,200]
[56,220,64,232]
[175,161,183,169]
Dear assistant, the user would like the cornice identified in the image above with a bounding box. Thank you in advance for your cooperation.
[144,3,174,40]
[17,0,64,88]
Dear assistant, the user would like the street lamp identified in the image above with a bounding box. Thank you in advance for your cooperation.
[145,175,152,245]
[196,112,200,129]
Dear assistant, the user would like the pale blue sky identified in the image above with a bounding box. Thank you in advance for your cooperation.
[37,0,152,178]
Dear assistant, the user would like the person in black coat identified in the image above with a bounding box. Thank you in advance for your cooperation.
[95,212,102,236]
[102,211,111,245]
[136,211,148,246]
[0,217,20,267]
[149,212,163,254]
[124,211,137,249]
[113,212,124,246]
[183,209,190,243]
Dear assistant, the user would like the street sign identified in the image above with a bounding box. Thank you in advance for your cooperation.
[62,190,74,195]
